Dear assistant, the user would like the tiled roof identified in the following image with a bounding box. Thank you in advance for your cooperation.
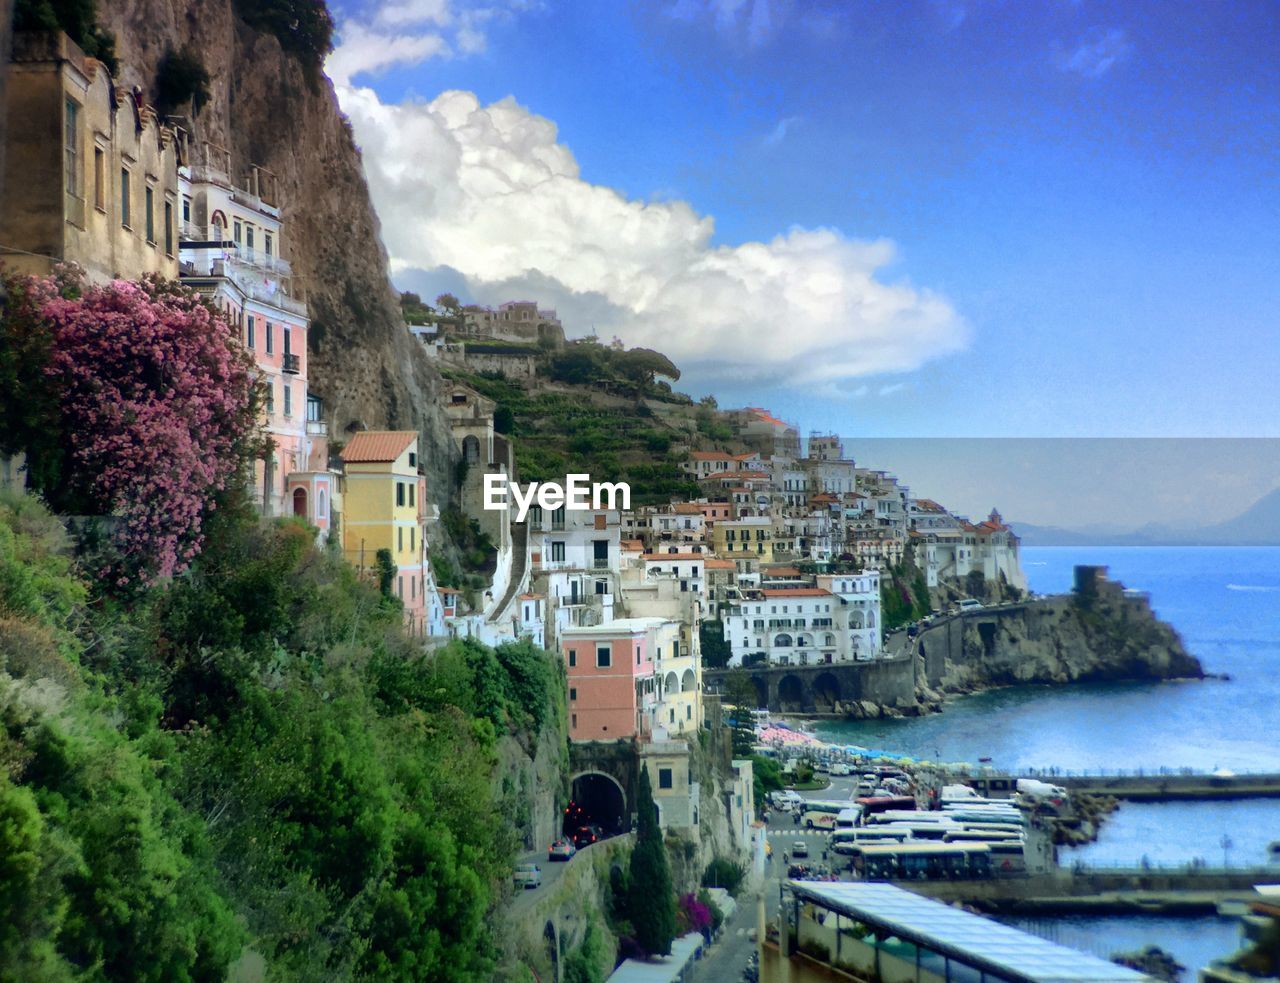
[340,430,418,463]
[620,539,645,550]
[672,503,704,514]
[703,559,735,569]
[761,588,832,598]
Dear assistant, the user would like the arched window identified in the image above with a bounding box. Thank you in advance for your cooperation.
[867,611,876,628]
[824,633,835,647]
[773,633,793,648]
[681,669,696,692]
[292,487,307,518]
[462,434,480,464]
[318,487,327,520]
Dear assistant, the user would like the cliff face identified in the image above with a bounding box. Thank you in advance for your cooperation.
[98,1,458,507]
[930,594,1204,694]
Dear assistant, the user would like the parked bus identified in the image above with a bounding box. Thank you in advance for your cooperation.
[943,829,1024,843]
[866,810,953,826]
[882,822,964,841]
[857,842,992,881]
[831,828,912,855]
[856,796,916,818]
[835,807,862,830]
[942,809,1027,828]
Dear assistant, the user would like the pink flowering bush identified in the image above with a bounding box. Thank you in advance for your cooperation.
[0,267,263,585]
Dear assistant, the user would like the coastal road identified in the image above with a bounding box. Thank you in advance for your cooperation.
[689,780,859,982]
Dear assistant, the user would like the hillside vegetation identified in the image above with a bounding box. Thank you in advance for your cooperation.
[0,488,566,981]
[439,338,746,504]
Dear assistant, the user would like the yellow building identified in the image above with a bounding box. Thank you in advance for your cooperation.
[339,431,429,635]
[1,32,181,282]
[710,517,774,571]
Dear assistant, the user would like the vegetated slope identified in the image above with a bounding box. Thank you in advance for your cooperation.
[439,346,747,505]
[0,489,567,980]
[96,0,459,507]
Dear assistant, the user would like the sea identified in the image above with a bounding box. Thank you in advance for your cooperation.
[813,546,1280,974]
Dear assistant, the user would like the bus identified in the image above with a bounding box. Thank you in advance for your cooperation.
[831,828,912,855]
[984,839,1027,876]
[797,801,848,829]
[942,809,1027,828]
[856,796,916,818]
[857,842,992,881]
[882,822,963,841]
[942,829,1024,843]
[835,807,862,830]
[866,810,953,826]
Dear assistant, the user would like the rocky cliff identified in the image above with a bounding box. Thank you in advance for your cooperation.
[98,0,458,507]
[924,593,1204,697]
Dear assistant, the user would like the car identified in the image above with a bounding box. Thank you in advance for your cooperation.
[548,838,576,861]
[792,840,809,859]
[513,863,542,889]
[573,824,603,849]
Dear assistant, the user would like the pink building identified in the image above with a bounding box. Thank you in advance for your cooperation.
[561,618,662,742]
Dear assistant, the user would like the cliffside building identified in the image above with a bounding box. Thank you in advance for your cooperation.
[1,31,180,282]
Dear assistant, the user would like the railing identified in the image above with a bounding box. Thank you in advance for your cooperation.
[305,419,328,437]
[282,353,301,375]
[593,557,610,570]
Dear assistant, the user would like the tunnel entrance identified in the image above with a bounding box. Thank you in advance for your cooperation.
[565,772,627,841]
[778,673,805,713]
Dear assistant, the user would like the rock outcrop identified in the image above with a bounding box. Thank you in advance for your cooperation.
[927,592,1203,696]
[98,1,459,509]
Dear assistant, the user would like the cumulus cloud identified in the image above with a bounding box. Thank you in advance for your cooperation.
[329,13,968,389]
[1057,27,1132,78]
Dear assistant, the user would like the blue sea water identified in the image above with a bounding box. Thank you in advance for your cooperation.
[813,548,1280,973]
[815,547,1280,772]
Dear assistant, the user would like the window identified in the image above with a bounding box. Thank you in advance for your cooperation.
[164,201,173,255]
[93,147,104,210]
[568,650,576,667]
[246,225,254,251]
[408,452,416,468]
[264,380,274,414]
[265,232,273,257]
[233,219,242,243]
[408,484,415,508]
[410,577,416,599]
[398,528,403,551]
[397,576,403,598]
[571,713,577,729]
[282,383,292,417]
[64,99,79,194]
[396,483,406,507]
[120,169,131,227]
[409,528,415,552]
[182,196,190,223]
[658,768,673,790]
[596,645,611,668]
[145,186,155,242]
[551,541,565,562]
[246,315,255,349]
[283,325,291,355]
[551,507,565,530]
[265,322,273,354]
[569,688,577,701]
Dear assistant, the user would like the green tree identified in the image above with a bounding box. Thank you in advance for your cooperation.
[628,767,676,957]
[699,619,732,670]
[155,45,210,115]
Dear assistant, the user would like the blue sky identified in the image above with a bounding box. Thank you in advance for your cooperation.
[331,0,1280,440]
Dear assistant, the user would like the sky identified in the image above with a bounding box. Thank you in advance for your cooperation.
[325,0,1280,514]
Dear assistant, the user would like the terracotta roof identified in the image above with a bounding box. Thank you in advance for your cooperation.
[703,559,735,569]
[763,566,803,577]
[340,430,418,463]
[761,588,832,598]
[519,593,543,601]
[672,503,704,514]
[620,539,645,550]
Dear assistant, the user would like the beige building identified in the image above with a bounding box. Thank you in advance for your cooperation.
[1,32,180,282]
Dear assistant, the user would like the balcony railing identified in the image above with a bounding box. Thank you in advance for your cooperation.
[282,353,301,375]
[305,419,328,437]
[593,557,610,570]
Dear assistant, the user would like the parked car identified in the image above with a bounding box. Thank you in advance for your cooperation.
[513,863,542,889]
[548,838,576,861]
[792,840,809,859]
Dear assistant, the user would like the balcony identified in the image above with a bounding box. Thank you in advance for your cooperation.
[592,557,610,570]
[305,419,328,437]
[282,353,301,375]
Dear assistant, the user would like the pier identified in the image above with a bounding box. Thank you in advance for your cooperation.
[909,866,1279,914]
[958,770,1280,802]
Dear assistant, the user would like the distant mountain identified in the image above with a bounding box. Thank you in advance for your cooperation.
[1012,487,1280,546]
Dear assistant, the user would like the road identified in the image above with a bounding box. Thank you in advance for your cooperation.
[688,775,863,982]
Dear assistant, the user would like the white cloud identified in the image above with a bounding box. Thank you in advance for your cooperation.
[763,115,800,147]
[334,83,968,389]
[1057,27,1132,78]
